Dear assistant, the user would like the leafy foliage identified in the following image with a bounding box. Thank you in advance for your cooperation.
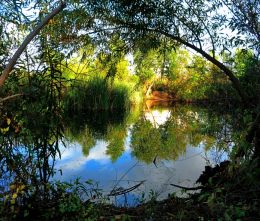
[0,0,260,220]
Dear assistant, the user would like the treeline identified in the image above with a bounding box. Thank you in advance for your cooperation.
[2,43,259,113]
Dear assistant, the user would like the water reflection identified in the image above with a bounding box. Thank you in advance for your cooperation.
[0,85,64,202]
[54,105,235,205]
[1,101,239,206]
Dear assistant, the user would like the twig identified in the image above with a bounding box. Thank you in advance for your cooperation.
[170,184,204,191]
[0,93,24,102]
[111,161,139,193]
[108,180,145,196]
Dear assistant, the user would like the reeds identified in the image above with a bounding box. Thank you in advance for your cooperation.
[64,76,131,112]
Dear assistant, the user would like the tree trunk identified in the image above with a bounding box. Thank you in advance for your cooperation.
[0,2,66,88]
[145,81,154,97]
[246,111,260,158]
[113,20,249,106]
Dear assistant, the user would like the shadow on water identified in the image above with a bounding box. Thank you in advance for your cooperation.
[0,95,247,208]
[65,110,127,137]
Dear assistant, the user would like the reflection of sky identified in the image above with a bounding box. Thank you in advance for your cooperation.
[54,140,211,206]
[53,109,229,206]
[144,110,171,127]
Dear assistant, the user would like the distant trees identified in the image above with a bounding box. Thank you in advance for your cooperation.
[1,0,259,104]
[83,0,259,105]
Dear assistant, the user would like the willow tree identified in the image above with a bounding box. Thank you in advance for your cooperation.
[76,0,260,157]
[79,0,260,106]
[1,0,259,103]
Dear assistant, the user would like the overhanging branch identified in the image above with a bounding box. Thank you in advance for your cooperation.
[110,19,248,105]
[0,2,66,88]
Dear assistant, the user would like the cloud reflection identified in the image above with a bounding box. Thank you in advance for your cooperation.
[144,110,171,127]
[54,138,209,204]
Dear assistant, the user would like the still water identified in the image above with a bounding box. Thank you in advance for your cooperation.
[53,104,232,206]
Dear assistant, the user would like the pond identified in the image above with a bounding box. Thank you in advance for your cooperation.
[1,101,239,207]
[51,103,234,206]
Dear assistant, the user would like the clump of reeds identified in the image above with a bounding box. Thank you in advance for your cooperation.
[64,76,131,112]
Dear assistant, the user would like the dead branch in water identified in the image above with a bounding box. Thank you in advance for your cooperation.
[170,184,204,191]
[108,181,145,196]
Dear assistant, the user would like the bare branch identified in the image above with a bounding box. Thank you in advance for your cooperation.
[0,93,24,102]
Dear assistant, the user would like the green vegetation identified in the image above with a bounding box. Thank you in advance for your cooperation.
[64,76,131,112]
[0,0,260,220]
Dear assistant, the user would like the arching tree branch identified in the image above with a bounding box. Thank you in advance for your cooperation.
[150,28,248,105]
[0,93,23,102]
[109,19,249,105]
[0,2,66,88]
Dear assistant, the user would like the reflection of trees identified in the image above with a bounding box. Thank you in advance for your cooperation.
[70,127,96,156]
[0,71,65,200]
[64,110,126,136]
[130,112,191,163]
[64,110,130,161]
[130,106,241,163]
[64,104,244,164]
[106,124,127,162]
[131,119,161,163]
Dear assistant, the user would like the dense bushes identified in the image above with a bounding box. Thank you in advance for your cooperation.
[139,48,260,105]
[234,49,260,102]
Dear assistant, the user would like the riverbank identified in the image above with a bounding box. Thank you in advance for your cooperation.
[2,159,258,220]
[87,160,260,220]
[1,95,259,220]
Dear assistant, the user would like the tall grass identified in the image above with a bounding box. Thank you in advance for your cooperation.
[110,83,131,110]
[64,76,132,113]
